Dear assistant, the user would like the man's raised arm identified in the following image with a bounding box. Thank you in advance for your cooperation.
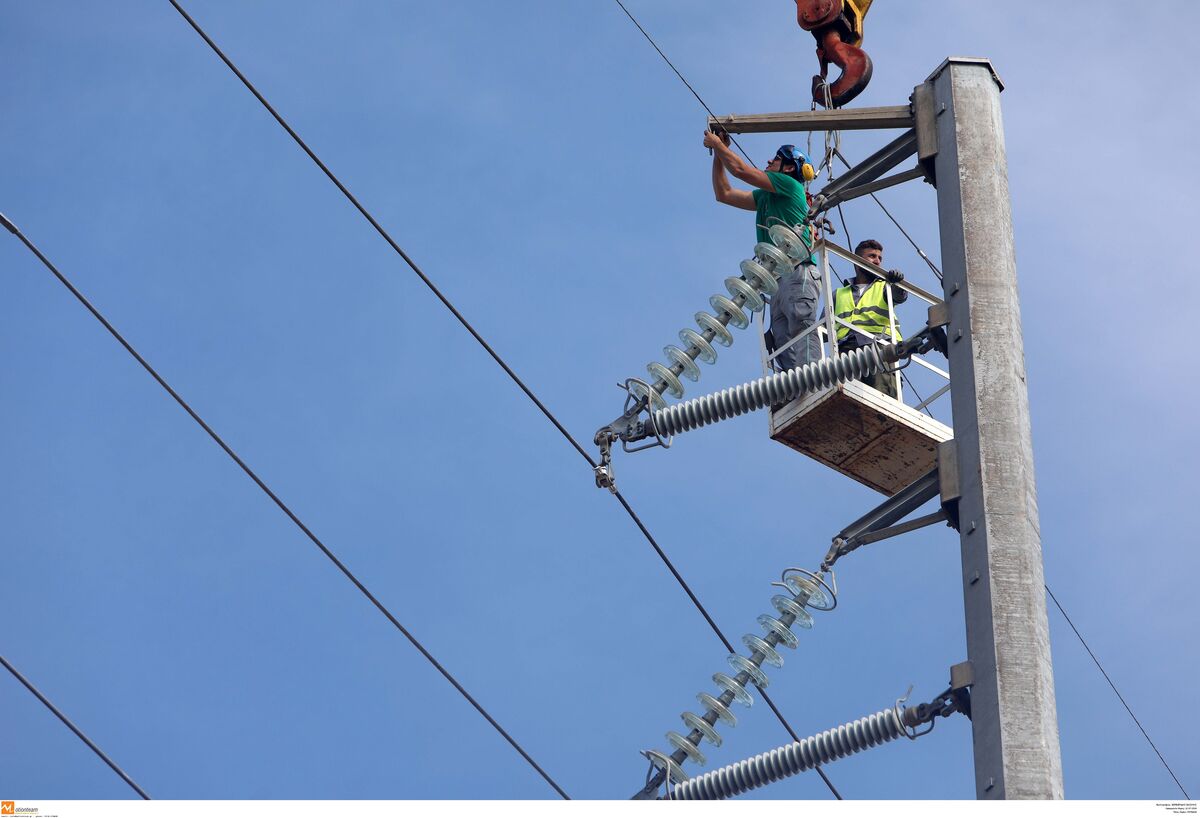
[704,130,757,210]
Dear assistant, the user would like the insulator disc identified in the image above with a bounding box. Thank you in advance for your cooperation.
[712,672,753,707]
[725,277,765,312]
[784,576,832,610]
[742,634,784,668]
[695,312,734,347]
[678,328,717,364]
[709,295,749,329]
[757,613,799,648]
[769,224,812,261]
[739,259,779,296]
[666,730,707,766]
[646,362,684,399]
[697,692,736,726]
[771,595,814,629]
[663,345,701,382]
[727,654,769,687]
[646,750,689,784]
[754,242,794,275]
[681,711,723,747]
[627,379,667,412]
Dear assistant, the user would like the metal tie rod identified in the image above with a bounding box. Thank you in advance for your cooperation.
[670,700,915,800]
[670,668,973,800]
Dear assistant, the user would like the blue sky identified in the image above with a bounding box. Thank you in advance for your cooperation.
[2,0,1197,801]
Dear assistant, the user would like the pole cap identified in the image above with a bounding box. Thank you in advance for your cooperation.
[927,57,1004,91]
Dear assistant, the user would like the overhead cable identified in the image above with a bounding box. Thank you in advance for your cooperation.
[166,0,595,470]
[164,2,839,799]
[611,0,755,166]
[0,213,569,801]
[1046,584,1190,799]
[612,490,841,798]
[1,653,151,800]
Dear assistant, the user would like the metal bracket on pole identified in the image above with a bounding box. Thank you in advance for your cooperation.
[811,129,918,215]
[821,467,944,570]
[912,81,940,184]
[829,165,926,207]
[901,660,975,737]
[937,439,961,530]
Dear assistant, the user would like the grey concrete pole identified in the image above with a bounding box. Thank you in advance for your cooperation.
[929,57,1064,799]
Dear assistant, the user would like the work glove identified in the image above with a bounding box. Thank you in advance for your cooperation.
[885,269,905,284]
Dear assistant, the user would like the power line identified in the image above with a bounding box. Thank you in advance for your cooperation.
[0,213,569,801]
[613,489,842,799]
[611,0,755,166]
[12,2,814,796]
[164,1,838,798]
[1,653,151,800]
[1046,584,1190,799]
[166,0,595,471]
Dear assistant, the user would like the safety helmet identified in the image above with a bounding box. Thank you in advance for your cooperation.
[775,144,816,183]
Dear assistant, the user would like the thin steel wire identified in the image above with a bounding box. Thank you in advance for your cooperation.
[1046,585,1190,799]
[1,654,151,800]
[837,205,853,252]
[899,370,934,418]
[2,217,570,801]
[833,149,943,281]
[611,0,755,166]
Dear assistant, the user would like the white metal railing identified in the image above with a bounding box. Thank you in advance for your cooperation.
[756,237,950,415]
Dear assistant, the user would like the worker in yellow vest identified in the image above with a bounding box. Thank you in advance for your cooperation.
[832,239,906,398]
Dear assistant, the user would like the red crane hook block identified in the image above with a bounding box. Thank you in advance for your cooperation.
[795,0,874,108]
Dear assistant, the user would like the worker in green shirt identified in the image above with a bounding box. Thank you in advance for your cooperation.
[703,129,817,371]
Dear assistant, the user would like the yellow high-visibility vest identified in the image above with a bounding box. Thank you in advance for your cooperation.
[833,280,901,342]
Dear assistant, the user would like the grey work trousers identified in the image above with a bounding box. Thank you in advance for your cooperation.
[769,263,821,372]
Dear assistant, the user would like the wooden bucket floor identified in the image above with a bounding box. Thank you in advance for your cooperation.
[770,379,953,494]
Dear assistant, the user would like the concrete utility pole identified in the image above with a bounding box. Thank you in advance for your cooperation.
[930,57,1064,798]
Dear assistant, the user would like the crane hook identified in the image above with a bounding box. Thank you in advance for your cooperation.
[795,0,874,108]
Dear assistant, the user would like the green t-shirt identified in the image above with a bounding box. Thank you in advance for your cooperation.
[752,171,812,258]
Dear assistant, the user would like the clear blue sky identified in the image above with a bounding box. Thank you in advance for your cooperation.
[2,0,1196,801]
